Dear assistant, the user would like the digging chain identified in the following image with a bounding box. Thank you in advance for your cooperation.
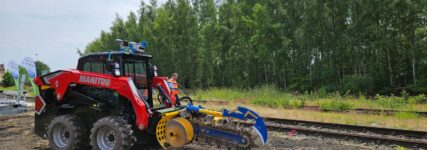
[190,116,258,149]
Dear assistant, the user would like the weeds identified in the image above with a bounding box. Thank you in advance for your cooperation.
[192,85,427,111]
[395,112,419,119]
[375,94,406,109]
[319,100,354,111]
[250,98,304,108]
[408,94,426,104]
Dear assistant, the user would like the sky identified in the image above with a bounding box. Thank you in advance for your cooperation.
[0,0,147,71]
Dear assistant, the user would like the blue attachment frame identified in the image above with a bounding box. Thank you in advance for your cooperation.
[222,106,268,144]
[186,104,200,112]
[186,105,268,144]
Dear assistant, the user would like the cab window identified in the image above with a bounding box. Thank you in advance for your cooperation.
[124,60,147,88]
[84,62,106,74]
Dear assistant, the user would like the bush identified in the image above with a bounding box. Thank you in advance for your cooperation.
[288,99,305,108]
[328,91,343,99]
[400,89,409,101]
[319,100,354,111]
[2,72,15,87]
[316,87,329,98]
[408,94,426,104]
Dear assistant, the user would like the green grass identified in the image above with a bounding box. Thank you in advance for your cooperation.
[0,85,35,97]
[0,86,18,91]
[395,112,419,119]
[191,85,427,112]
[192,85,305,108]
[318,100,354,111]
[192,88,253,101]
[251,97,304,108]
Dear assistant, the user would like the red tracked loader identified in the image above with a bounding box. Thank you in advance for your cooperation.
[33,40,268,150]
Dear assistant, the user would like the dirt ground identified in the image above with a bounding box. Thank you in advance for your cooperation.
[0,112,378,150]
[0,112,49,150]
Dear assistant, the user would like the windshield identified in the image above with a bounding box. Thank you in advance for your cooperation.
[124,60,147,89]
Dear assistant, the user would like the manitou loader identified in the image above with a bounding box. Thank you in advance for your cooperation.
[33,40,267,150]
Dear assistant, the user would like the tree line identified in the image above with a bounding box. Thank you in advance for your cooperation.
[85,0,427,95]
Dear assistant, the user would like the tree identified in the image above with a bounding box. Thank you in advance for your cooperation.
[35,61,50,76]
[83,0,427,94]
[2,72,15,87]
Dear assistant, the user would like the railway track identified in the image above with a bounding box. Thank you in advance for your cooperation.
[193,100,427,117]
[262,117,427,148]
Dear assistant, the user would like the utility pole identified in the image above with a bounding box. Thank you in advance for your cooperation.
[35,53,39,61]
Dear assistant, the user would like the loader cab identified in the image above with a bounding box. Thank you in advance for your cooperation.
[76,51,155,107]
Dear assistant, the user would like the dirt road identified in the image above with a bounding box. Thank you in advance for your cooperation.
[0,112,48,150]
[0,112,376,150]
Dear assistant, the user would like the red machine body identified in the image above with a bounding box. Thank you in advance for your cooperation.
[151,76,177,107]
[34,69,155,129]
[34,69,180,131]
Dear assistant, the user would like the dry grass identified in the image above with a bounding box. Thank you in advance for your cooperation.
[194,101,427,131]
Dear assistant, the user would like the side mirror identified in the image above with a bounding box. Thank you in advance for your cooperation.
[152,65,158,77]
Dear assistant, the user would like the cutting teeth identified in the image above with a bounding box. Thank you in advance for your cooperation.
[237,123,244,131]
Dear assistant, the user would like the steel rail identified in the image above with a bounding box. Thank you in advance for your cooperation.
[261,117,427,148]
[266,124,427,148]
[263,117,427,139]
